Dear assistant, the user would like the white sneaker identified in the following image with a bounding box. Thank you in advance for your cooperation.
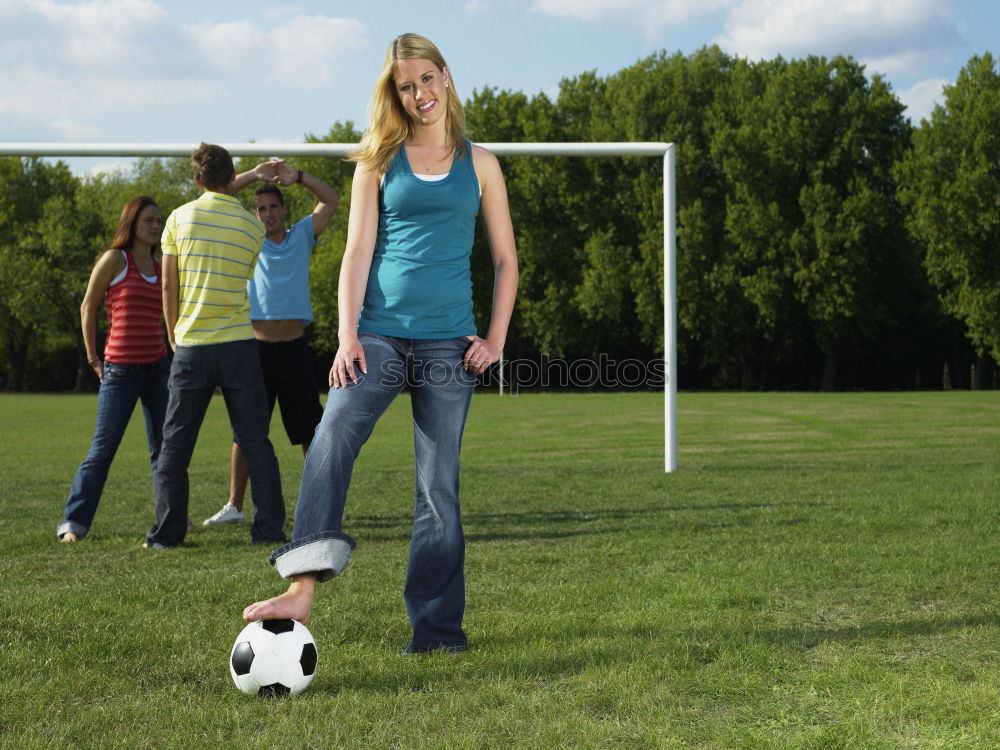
[202,502,244,526]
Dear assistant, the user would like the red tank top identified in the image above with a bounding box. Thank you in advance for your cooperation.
[103,251,167,364]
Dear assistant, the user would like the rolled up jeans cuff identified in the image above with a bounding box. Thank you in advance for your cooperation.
[269,532,357,583]
[57,520,88,540]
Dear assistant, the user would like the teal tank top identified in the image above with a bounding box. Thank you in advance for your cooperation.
[358,139,480,339]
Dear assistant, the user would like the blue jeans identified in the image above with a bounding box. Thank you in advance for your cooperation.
[270,333,476,651]
[146,339,285,547]
[58,357,171,540]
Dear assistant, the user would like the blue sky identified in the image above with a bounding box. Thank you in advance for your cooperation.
[0,0,996,174]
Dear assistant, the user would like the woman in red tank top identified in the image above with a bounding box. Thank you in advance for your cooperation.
[58,196,187,542]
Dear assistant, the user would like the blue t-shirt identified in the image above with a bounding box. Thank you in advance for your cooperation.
[248,214,316,323]
[358,140,480,339]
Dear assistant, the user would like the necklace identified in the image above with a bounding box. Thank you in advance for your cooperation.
[418,143,454,173]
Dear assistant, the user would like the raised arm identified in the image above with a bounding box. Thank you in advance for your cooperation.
[329,162,381,388]
[80,250,126,381]
[466,145,519,374]
[272,162,340,238]
[232,161,280,193]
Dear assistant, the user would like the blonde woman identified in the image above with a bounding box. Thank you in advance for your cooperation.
[244,33,519,654]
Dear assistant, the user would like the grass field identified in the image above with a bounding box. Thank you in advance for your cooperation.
[1,390,999,749]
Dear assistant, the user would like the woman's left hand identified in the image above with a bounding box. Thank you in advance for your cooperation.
[463,336,500,374]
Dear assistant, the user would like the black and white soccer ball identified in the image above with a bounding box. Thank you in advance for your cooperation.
[230,619,318,697]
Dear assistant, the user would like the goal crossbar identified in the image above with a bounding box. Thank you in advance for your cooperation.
[0,141,678,472]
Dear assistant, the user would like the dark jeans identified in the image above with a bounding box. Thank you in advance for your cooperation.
[147,339,285,547]
[58,356,170,539]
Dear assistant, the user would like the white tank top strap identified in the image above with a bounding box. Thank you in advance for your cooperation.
[108,250,128,287]
[108,250,158,286]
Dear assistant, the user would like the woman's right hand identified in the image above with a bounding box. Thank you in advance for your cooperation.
[89,359,103,383]
[329,334,367,389]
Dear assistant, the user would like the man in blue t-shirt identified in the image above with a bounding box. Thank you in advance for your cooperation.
[203,159,339,526]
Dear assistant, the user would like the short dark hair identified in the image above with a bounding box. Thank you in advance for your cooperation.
[191,142,234,191]
[254,182,285,206]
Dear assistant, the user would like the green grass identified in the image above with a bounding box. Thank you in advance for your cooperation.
[2,390,999,749]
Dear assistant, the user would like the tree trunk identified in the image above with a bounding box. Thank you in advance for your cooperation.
[741,358,760,391]
[5,340,27,391]
[973,353,994,390]
[74,356,92,392]
[821,350,838,392]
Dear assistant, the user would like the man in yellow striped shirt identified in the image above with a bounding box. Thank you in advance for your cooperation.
[145,143,285,549]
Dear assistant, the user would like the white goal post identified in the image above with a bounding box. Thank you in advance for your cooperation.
[0,141,677,472]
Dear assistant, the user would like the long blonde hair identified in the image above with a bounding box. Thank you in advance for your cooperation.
[350,33,468,175]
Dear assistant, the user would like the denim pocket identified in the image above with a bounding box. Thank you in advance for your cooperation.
[104,362,129,379]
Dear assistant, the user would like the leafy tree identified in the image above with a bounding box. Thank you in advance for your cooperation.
[0,157,80,390]
[465,87,538,358]
[127,156,201,216]
[601,47,744,384]
[26,189,106,390]
[712,55,915,389]
[897,53,1000,367]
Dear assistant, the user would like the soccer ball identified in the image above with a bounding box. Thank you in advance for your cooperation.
[230,619,318,697]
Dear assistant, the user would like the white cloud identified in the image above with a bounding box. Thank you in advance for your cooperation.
[50,120,105,141]
[861,51,927,76]
[83,161,132,178]
[0,63,221,140]
[32,0,163,26]
[715,0,962,73]
[0,0,203,139]
[31,0,166,70]
[0,3,369,141]
[183,15,368,89]
[531,0,735,27]
[464,0,521,14]
[897,77,948,123]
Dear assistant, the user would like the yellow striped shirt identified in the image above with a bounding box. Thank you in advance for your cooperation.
[161,192,265,346]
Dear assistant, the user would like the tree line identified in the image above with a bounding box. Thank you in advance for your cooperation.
[1,47,997,392]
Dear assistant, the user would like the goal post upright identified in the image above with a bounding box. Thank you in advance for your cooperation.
[0,140,677,471]
[664,144,677,473]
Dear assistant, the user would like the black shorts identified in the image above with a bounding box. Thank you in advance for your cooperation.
[255,337,323,446]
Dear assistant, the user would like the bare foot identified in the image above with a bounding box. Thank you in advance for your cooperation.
[243,576,316,624]
[60,532,79,543]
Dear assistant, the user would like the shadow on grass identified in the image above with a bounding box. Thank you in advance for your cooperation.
[346,501,825,542]
[754,613,1000,649]
[42,499,823,551]
[678,613,1000,658]
[307,637,653,695]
